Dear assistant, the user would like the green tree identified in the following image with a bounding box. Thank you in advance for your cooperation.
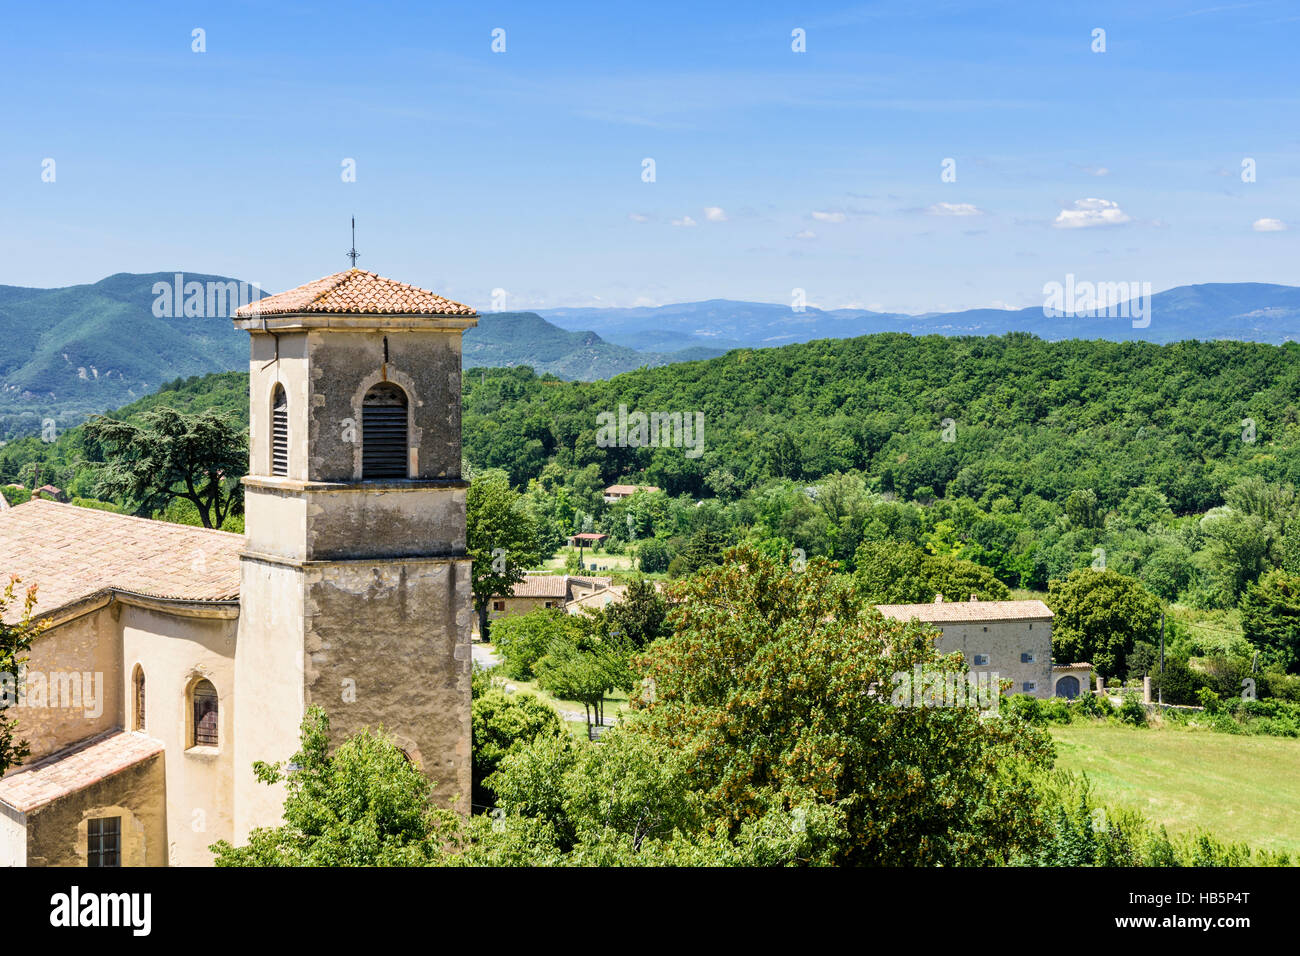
[467,471,542,641]
[605,578,669,650]
[0,577,44,775]
[85,408,245,528]
[1048,569,1162,678]
[1240,569,1300,673]
[633,546,1055,865]
[472,690,564,808]
[491,607,573,680]
[210,707,459,865]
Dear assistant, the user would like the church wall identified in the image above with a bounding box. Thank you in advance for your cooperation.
[231,556,304,843]
[301,556,473,809]
[24,752,166,867]
[248,331,310,481]
[305,329,464,482]
[304,485,467,561]
[120,604,237,865]
[0,801,26,866]
[18,605,121,763]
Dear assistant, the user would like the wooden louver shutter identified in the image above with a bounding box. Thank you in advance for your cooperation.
[271,386,289,476]
[362,383,409,479]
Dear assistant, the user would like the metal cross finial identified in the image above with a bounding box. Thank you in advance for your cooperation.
[346,217,360,267]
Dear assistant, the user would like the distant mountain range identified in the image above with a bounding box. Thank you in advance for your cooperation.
[0,272,722,440]
[2,272,1297,440]
[538,283,1300,351]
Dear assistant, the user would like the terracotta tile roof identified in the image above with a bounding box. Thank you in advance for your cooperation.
[875,599,1053,624]
[235,269,476,317]
[497,575,614,600]
[0,500,242,624]
[604,484,660,496]
[1053,662,1094,670]
[503,575,572,599]
[0,731,164,814]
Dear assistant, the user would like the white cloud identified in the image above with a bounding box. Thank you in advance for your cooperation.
[1087,166,1110,177]
[927,202,984,216]
[671,215,697,227]
[793,229,816,239]
[627,213,649,223]
[811,210,846,223]
[1053,197,1131,229]
[703,206,727,222]
[1253,218,1287,232]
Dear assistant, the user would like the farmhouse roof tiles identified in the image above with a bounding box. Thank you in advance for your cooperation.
[875,599,1054,624]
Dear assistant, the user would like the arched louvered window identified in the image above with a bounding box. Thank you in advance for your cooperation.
[192,679,218,748]
[132,665,145,732]
[271,384,289,477]
[362,383,409,479]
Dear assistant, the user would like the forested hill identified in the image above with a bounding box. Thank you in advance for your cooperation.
[4,333,1298,520]
[462,332,1300,515]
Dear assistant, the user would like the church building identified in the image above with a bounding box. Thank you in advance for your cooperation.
[0,269,478,866]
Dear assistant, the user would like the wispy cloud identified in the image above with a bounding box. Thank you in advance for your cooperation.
[1053,198,1131,229]
[811,210,846,223]
[927,202,984,217]
[703,206,727,222]
[671,215,697,227]
[1253,218,1287,231]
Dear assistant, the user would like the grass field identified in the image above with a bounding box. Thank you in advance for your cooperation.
[1049,721,1300,856]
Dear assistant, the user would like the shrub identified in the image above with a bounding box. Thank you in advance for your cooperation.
[1118,694,1147,727]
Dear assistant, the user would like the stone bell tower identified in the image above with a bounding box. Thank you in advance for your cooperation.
[230,269,477,836]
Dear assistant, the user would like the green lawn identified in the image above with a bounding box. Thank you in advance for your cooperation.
[536,546,638,574]
[1049,721,1300,856]
[481,644,630,738]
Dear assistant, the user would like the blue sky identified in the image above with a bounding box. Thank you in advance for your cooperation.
[3,0,1298,313]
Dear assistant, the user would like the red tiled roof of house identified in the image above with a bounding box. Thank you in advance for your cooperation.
[235,268,476,317]
[875,599,1053,624]
[497,574,614,600]
[0,731,164,813]
[0,499,242,624]
[504,575,572,599]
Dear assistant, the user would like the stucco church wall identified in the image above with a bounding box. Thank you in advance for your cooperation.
[17,605,121,762]
[231,556,303,843]
[120,603,237,865]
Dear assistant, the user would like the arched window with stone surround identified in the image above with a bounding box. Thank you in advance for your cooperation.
[192,679,219,747]
[132,664,145,731]
[271,384,289,477]
[361,382,409,479]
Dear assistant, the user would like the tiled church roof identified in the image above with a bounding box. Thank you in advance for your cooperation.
[235,268,476,317]
[0,731,164,813]
[0,500,242,624]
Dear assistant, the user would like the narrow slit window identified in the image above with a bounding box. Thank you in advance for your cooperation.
[132,665,145,731]
[271,385,289,476]
[362,383,409,479]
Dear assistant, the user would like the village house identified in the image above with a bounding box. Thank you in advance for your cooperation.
[485,574,613,627]
[0,268,478,866]
[602,484,659,503]
[875,595,1091,699]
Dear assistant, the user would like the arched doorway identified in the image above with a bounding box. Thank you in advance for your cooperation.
[1056,675,1081,699]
